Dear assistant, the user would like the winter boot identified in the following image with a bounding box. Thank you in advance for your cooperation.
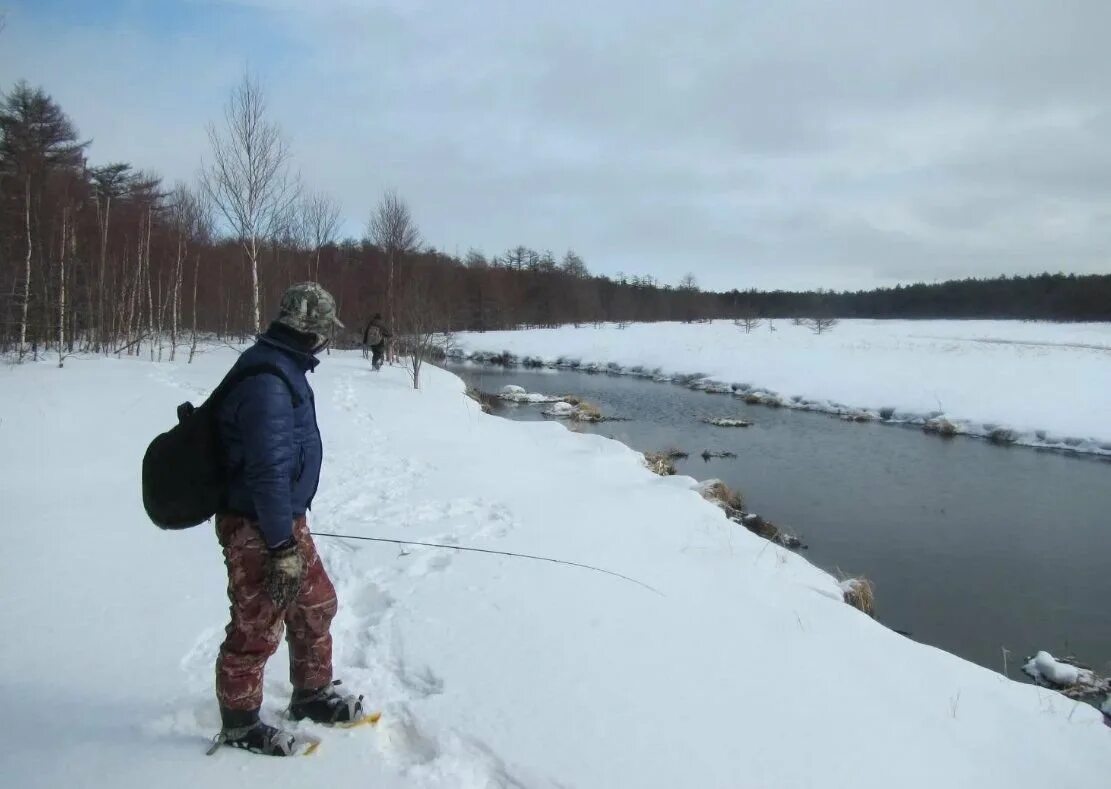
[208,709,300,756]
[289,679,364,724]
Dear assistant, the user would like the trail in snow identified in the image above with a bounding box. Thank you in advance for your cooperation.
[143,360,534,786]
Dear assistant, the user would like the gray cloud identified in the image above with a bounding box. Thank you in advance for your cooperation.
[4,0,1110,289]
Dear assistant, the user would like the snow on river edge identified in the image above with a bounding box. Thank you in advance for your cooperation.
[1,348,1108,789]
[454,319,1111,455]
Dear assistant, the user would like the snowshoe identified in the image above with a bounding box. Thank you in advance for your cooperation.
[289,679,364,725]
[207,720,302,757]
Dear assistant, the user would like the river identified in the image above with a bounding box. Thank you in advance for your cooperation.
[447,362,1111,677]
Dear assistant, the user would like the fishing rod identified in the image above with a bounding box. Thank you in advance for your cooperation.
[310,531,663,596]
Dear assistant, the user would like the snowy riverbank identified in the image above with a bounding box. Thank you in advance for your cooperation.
[2,348,1108,788]
[454,319,1111,456]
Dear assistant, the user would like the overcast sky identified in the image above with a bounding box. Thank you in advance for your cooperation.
[3,0,1110,291]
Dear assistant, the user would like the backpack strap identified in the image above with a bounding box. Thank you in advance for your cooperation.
[215,363,304,408]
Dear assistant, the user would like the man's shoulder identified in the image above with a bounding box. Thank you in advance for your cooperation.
[222,344,309,408]
[235,341,305,377]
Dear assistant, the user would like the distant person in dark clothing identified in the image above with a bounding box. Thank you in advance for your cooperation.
[362,313,390,371]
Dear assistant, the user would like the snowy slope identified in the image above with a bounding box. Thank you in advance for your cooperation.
[455,319,1111,454]
[1,349,1108,789]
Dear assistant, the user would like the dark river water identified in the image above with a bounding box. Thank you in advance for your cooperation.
[447,362,1111,677]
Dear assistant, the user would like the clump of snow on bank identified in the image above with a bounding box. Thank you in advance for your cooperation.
[456,320,1111,455]
[543,400,576,417]
[1024,651,1083,686]
[1022,651,1111,698]
[498,384,562,403]
[704,416,753,427]
[2,349,1110,788]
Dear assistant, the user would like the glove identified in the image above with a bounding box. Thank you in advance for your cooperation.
[265,539,303,608]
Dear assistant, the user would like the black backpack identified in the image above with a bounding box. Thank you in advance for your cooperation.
[141,364,302,530]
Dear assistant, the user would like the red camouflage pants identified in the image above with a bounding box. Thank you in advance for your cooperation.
[215,515,337,711]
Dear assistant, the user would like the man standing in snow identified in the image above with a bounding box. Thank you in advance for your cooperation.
[362,312,390,371]
[210,282,363,757]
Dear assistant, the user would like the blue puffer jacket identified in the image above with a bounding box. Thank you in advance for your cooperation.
[217,327,323,548]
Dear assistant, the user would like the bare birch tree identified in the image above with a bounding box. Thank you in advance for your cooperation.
[57,207,68,366]
[19,175,31,358]
[167,184,211,361]
[301,192,341,280]
[396,264,450,390]
[201,72,299,332]
[368,190,420,360]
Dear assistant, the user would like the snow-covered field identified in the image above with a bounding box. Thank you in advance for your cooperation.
[2,348,1108,788]
[455,320,1111,455]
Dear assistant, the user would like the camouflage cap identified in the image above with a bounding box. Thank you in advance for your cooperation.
[275,282,345,336]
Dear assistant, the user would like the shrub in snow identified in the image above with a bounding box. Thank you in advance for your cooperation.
[742,391,783,407]
[879,407,896,421]
[774,531,804,549]
[574,402,604,422]
[839,411,875,423]
[697,479,745,514]
[988,427,1018,445]
[673,373,706,386]
[737,511,797,547]
[840,578,876,617]
[923,417,959,437]
[465,387,500,414]
[643,451,677,476]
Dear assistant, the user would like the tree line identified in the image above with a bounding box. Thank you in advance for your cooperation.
[723,273,1111,323]
[2,76,1108,366]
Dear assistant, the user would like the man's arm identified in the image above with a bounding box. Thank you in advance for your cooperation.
[234,374,297,548]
